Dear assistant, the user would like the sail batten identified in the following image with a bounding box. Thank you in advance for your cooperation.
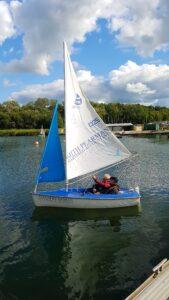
[64,42,131,181]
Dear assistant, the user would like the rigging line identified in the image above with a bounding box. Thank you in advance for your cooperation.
[68,153,138,186]
[116,158,139,179]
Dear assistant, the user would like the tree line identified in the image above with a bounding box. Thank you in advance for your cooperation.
[0,98,169,129]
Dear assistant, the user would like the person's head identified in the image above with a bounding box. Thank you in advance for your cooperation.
[110,176,118,184]
[103,173,110,181]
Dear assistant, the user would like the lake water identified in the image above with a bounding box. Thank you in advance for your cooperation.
[0,135,169,300]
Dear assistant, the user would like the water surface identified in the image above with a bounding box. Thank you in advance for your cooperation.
[0,135,169,300]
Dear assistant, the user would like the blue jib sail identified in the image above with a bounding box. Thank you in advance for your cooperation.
[37,104,65,183]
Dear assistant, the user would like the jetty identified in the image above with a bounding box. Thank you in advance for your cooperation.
[115,129,169,136]
[126,259,169,300]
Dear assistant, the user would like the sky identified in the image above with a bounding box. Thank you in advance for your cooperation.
[0,0,169,107]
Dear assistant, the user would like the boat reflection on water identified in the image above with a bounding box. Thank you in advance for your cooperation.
[31,204,141,299]
[32,204,141,223]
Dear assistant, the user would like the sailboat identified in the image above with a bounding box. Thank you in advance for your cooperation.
[39,125,45,138]
[32,42,140,209]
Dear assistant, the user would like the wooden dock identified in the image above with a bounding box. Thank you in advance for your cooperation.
[115,130,169,136]
[126,259,169,300]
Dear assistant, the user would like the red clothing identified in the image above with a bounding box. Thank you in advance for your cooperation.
[94,178,111,188]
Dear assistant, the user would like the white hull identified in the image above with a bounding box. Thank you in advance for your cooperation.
[32,193,140,209]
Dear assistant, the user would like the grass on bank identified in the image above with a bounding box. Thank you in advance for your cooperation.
[0,129,50,136]
[0,129,66,136]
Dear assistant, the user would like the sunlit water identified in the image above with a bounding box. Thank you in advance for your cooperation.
[0,135,169,300]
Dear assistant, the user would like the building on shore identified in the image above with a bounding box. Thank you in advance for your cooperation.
[133,124,144,132]
[144,122,160,131]
[106,123,133,131]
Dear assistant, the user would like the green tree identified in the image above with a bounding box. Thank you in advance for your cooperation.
[0,98,169,129]
[0,112,10,128]
[34,98,50,109]
[2,100,20,113]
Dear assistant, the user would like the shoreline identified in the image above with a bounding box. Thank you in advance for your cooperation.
[0,129,169,137]
[0,129,47,136]
[115,129,169,136]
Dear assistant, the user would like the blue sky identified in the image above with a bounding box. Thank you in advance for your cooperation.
[0,0,169,106]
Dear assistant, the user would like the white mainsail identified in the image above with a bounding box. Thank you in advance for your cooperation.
[64,42,131,181]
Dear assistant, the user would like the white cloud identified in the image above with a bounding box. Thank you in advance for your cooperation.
[0,0,169,106]
[10,69,106,103]
[0,1,15,44]
[109,60,169,85]
[108,61,169,106]
[11,79,64,103]
[77,70,94,82]
[5,0,112,74]
[126,82,156,95]
[11,61,169,107]
[3,78,16,88]
[72,61,85,71]
[108,0,163,56]
[1,0,169,75]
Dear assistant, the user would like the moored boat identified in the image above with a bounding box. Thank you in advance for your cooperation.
[39,125,45,138]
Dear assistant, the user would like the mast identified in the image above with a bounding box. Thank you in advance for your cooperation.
[63,41,69,191]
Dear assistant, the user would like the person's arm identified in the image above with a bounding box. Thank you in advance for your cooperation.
[94,179,104,187]
[92,175,103,185]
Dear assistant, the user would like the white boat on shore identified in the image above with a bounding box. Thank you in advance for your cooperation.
[39,125,45,138]
[32,42,140,209]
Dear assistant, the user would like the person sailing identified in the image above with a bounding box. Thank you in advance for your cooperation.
[89,174,111,194]
[107,176,120,194]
